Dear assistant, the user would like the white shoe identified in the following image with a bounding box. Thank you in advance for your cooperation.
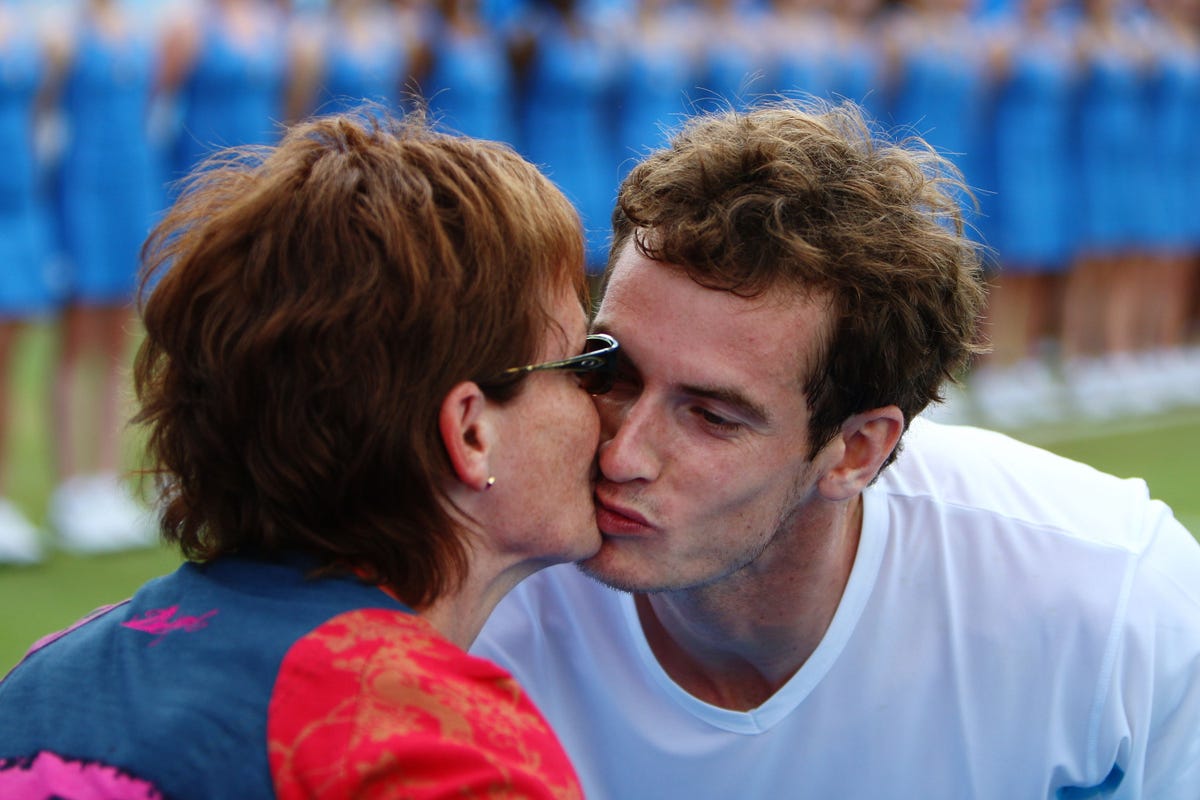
[50,473,158,555]
[0,498,43,565]
[972,359,1068,429]
[1145,348,1200,409]
[1063,357,1128,420]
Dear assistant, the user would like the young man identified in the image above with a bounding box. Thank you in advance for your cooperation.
[472,101,1200,798]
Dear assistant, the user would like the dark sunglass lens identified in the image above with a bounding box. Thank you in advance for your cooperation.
[578,368,614,395]
[576,336,617,394]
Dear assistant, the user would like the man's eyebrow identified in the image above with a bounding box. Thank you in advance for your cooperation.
[679,384,771,427]
[591,322,773,426]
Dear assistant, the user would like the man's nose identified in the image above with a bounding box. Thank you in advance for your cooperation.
[595,394,663,484]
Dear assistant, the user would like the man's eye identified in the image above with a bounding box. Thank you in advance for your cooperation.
[696,408,741,432]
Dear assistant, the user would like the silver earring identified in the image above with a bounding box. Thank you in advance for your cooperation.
[485,476,496,489]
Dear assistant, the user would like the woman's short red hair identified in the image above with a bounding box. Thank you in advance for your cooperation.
[134,111,586,606]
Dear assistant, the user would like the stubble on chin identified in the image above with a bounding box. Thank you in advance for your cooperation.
[573,542,708,596]
[574,545,659,595]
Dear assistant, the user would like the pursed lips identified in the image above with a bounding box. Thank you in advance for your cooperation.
[593,489,656,537]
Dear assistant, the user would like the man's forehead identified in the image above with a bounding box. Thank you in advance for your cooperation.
[594,253,827,399]
[603,237,828,310]
[598,250,828,345]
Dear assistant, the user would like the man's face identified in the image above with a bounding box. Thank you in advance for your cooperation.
[582,241,839,593]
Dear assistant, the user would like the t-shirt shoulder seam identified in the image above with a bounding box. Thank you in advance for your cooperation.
[876,486,1151,556]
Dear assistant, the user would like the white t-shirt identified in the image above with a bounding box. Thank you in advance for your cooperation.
[473,419,1200,799]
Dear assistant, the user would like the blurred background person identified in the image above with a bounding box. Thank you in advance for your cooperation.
[158,0,293,190]
[1133,0,1200,408]
[969,0,1077,427]
[767,0,835,103]
[611,0,695,180]
[43,0,165,555]
[1060,0,1152,417]
[418,0,518,144]
[0,2,57,566]
[692,0,768,112]
[512,0,621,273]
[822,0,887,119]
[882,0,992,233]
[287,0,414,121]
[880,0,995,422]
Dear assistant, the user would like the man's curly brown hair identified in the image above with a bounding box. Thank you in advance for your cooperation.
[609,99,987,467]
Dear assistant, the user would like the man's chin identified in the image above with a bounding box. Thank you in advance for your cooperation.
[575,560,641,594]
[575,546,671,594]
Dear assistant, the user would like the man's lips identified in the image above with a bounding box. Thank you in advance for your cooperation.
[594,493,656,537]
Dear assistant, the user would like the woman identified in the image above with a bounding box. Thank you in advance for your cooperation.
[611,0,696,181]
[287,0,413,121]
[882,0,991,232]
[159,0,291,189]
[1135,0,1200,409]
[420,0,518,146]
[46,0,166,554]
[512,0,622,273]
[0,2,55,566]
[969,0,1077,428]
[0,111,614,799]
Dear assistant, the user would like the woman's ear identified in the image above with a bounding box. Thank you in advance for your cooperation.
[817,406,904,501]
[439,382,495,492]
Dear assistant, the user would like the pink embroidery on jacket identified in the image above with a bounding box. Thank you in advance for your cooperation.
[121,606,218,646]
[0,751,163,799]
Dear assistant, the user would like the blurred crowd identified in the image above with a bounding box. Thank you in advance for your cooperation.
[2,0,1200,564]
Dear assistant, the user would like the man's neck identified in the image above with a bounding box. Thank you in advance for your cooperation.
[635,495,863,711]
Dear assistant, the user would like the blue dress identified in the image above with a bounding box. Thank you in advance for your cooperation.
[613,29,694,177]
[0,32,54,319]
[771,27,832,102]
[519,17,620,271]
[1073,42,1144,252]
[826,31,886,122]
[1143,32,1200,251]
[172,8,287,184]
[315,13,408,116]
[888,25,991,244]
[697,33,762,112]
[989,21,1076,269]
[55,19,164,306]
[424,23,518,145]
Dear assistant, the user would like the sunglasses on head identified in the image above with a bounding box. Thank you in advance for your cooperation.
[482,333,620,395]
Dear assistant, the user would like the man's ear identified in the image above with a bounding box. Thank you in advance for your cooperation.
[438,381,495,492]
[817,406,904,501]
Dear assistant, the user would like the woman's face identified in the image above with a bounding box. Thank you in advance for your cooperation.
[487,283,603,566]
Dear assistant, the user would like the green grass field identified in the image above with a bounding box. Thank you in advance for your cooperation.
[2,322,1199,675]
